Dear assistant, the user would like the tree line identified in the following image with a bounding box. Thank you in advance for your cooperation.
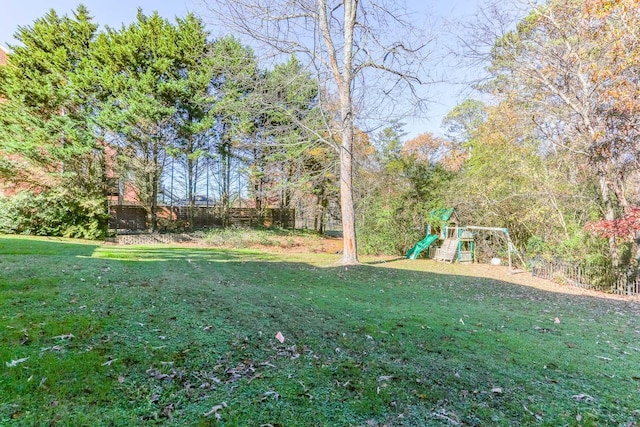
[1,0,638,281]
[0,6,333,238]
[358,0,640,284]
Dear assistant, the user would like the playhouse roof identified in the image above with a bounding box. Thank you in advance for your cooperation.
[430,208,456,223]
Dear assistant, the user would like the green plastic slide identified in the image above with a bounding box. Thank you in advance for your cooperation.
[406,234,439,259]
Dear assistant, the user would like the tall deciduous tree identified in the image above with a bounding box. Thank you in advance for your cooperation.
[487,0,640,267]
[206,0,431,264]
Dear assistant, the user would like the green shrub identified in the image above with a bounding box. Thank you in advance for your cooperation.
[0,189,108,239]
[357,193,428,256]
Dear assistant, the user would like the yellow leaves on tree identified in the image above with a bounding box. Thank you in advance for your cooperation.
[402,132,465,172]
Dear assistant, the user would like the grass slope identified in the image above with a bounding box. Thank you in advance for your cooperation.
[1,235,640,426]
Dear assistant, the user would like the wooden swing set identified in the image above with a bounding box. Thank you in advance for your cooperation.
[406,209,526,272]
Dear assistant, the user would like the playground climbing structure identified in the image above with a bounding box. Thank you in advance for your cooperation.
[406,208,458,261]
[406,209,525,272]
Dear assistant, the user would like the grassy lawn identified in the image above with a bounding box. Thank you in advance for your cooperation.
[1,235,640,426]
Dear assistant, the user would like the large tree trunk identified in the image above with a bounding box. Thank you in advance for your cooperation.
[339,101,357,264]
[336,0,358,265]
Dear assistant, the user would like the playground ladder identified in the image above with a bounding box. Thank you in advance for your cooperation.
[435,238,458,263]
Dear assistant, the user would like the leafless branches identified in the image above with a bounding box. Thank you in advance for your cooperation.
[201,0,435,125]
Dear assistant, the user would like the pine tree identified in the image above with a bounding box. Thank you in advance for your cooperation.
[93,10,182,230]
[0,6,108,237]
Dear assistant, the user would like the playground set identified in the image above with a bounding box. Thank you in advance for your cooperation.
[406,208,522,271]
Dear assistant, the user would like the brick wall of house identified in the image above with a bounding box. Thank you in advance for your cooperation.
[0,45,7,196]
[0,45,7,66]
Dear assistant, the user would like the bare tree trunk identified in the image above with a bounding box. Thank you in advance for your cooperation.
[187,142,195,230]
[319,0,359,264]
[151,143,160,231]
[219,137,232,227]
[339,95,357,263]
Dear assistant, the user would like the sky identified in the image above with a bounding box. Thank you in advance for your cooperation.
[0,0,488,139]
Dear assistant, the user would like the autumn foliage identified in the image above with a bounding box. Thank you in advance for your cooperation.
[402,132,465,171]
[586,207,640,240]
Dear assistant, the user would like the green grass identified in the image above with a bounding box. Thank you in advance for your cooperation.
[1,235,640,426]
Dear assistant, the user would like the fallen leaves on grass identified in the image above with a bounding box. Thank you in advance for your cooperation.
[39,345,64,354]
[147,367,186,382]
[203,402,227,420]
[52,333,75,340]
[5,357,29,368]
[225,362,257,383]
[192,371,221,389]
[430,408,460,425]
[261,391,280,402]
[279,345,302,359]
[161,404,174,419]
[572,394,595,403]
[523,404,543,421]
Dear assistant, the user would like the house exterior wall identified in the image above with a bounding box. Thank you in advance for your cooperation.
[0,45,7,66]
[0,45,10,197]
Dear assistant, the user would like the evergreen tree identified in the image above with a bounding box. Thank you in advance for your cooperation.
[93,10,182,230]
[170,15,217,208]
[0,5,108,237]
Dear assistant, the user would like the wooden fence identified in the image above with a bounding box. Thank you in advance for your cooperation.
[109,205,295,232]
[530,257,640,296]
[109,205,147,231]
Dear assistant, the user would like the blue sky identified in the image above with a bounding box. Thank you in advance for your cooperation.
[0,0,486,139]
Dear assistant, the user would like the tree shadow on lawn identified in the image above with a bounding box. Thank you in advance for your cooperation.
[92,245,278,262]
[0,235,101,257]
[363,256,406,265]
[3,238,640,425]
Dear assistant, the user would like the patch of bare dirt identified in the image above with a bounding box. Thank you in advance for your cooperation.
[106,233,344,254]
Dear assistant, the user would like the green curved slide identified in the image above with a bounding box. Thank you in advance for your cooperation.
[406,234,438,259]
